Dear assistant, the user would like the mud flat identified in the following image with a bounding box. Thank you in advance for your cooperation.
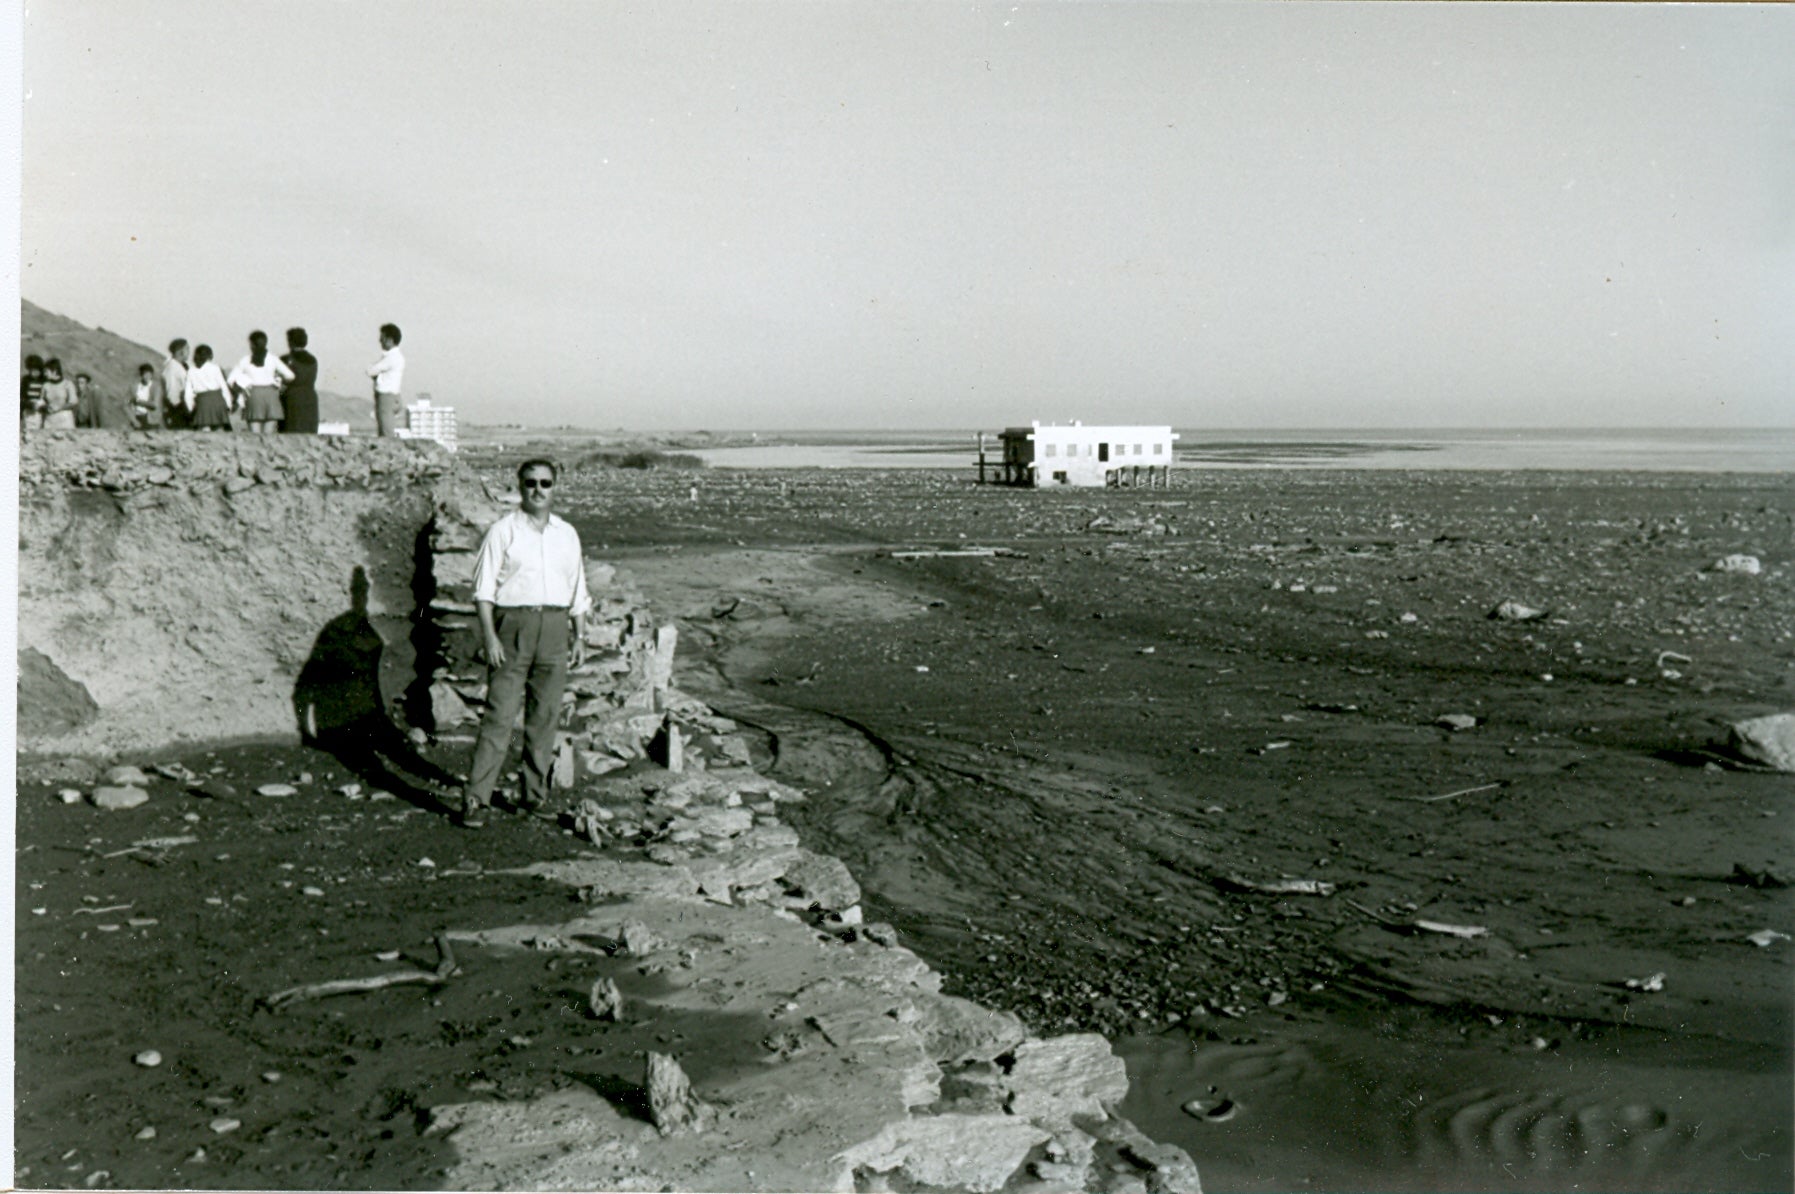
[528,460,1793,1192]
[13,433,1202,1193]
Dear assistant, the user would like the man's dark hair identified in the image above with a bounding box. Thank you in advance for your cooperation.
[45,357,62,374]
[25,354,43,371]
[287,327,308,349]
[168,338,187,354]
[380,323,402,345]
[193,344,213,366]
[139,363,154,375]
[517,458,558,487]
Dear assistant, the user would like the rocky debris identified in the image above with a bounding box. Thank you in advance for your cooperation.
[105,765,150,786]
[1709,554,1763,575]
[780,849,863,913]
[1489,599,1547,621]
[1435,713,1479,731]
[1724,712,1795,772]
[839,1113,1050,1193]
[587,977,624,1021]
[1001,1034,1130,1122]
[132,1050,162,1068]
[645,1053,710,1136]
[90,785,149,810]
[255,783,298,797]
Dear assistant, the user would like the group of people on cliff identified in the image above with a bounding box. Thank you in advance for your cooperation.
[20,323,406,437]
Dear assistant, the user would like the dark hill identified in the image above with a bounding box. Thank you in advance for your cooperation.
[21,300,372,428]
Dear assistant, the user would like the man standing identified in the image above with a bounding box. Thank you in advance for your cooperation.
[20,354,47,435]
[459,458,590,827]
[161,340,190,429]
[367,322,405,437]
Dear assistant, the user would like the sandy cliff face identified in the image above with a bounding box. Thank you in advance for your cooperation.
[15,431,487,756]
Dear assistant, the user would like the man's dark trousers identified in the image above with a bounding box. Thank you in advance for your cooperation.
[466,606,569,808]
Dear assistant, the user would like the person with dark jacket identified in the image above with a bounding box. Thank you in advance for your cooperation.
[280,327,320,433]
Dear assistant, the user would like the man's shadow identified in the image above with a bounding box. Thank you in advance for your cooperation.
[293,566,463,811]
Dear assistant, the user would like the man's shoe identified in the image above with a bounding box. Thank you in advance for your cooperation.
[453,797,487,829]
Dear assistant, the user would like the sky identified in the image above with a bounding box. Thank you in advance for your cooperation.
[19,1,1795,431]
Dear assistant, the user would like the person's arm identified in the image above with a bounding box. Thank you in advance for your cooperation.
[275,356,295,384]
[566,534,591,669]
[469,520,508,667]
[476,600,505,669]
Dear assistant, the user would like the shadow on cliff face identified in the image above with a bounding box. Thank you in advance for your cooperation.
[293,564,462,809]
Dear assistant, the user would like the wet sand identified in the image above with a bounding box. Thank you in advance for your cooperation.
[576,462,1792,1191]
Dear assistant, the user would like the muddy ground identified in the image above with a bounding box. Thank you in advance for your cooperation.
[573,464,1793,1190]
[14,460,1793,1191]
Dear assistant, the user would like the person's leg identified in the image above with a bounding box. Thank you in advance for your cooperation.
[463,610,531,812]
[516,613,570,808]
[376,393,401,436]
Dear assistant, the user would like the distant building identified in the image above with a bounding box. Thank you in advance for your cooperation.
[396,397,458,451]
[983,421,1178,488]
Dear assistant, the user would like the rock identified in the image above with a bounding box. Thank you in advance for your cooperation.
[780,850,863,912]
[256,783,299,797]
[645,1053,709,1135]
[1709,554,1762,575]
[915,994,1029,1065]
[1489,599,1547,621]
[208,1117,242,1134]
[90,785,149,810]
[1003,1034,1130,1121]
[1725,712,1795,772]
[587,977,624,1021]
[106,765,150,785]
[133,1049,162,1068]
[619,921,667,957]
[552,739,576,788]
[58,788,84,804]
[16,647,101,737]
[1435,713,1478,731]
[839,1114,1050,1193]
[134,1126,157,1141]
[428,680,475,729]
[189,780,238,800]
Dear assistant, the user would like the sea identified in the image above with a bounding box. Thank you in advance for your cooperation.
[692,427,1795,473]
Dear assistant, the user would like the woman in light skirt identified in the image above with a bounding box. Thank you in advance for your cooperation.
[184,345,235,430]
[230,330,295,434]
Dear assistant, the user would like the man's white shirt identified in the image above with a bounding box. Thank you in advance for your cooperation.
[470,511,592,616]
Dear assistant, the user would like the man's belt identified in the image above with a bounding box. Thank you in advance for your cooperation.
[496,604,569,612]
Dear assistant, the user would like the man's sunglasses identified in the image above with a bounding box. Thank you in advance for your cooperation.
[522,478,554,490]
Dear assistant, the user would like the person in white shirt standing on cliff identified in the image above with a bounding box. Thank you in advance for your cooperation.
[367,322,405,436]
[457,458,590,827]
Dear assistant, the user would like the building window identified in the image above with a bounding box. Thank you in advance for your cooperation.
[1044,443,1058,457]
[1135,444,1144,455]
[1153,443,1164,455]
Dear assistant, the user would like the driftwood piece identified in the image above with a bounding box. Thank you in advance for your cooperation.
[262,932,459,1011]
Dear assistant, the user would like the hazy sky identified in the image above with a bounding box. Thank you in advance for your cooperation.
[21,2,1795,430]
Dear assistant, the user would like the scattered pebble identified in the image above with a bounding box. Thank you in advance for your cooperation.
[58,789,84,804]
[300,886,325,898]
[417,857,437,869]
[261,1071,283,1084]
[1180,1096,1238,1123]
[208,1117,241,1135]
[1746,929,1790,948]
[1623,972,1666,993]
[256,783,298,798]
[375,951,401,962]
[134,1127,156,1141]
[133,1050,162,1067]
